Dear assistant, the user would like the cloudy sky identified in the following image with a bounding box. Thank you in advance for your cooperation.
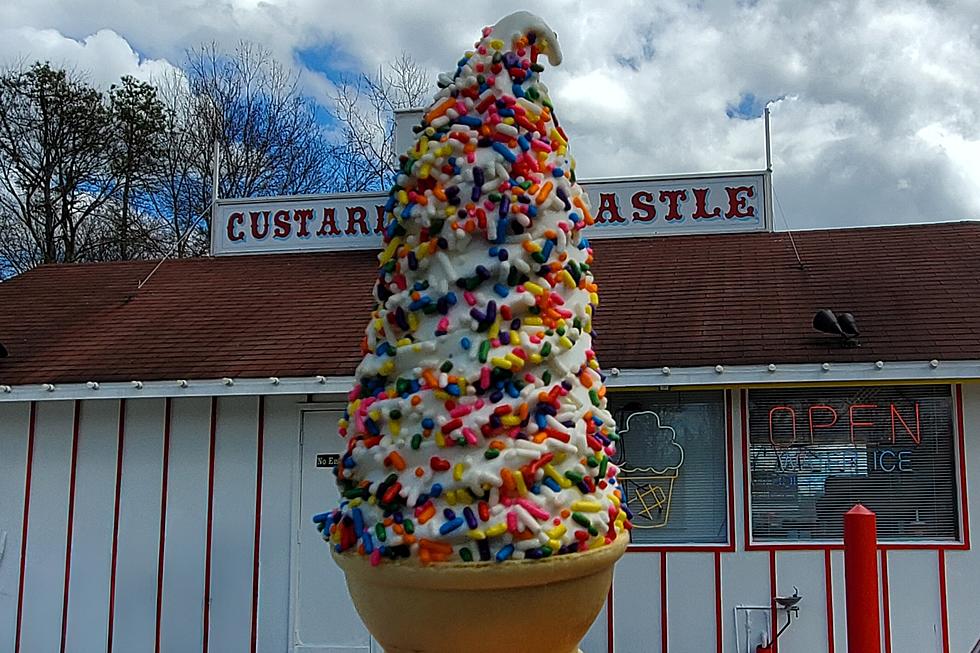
[2,0,979,230]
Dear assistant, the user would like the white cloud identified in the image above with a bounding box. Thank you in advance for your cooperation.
[0,26,178,88]
[1,0,979,229]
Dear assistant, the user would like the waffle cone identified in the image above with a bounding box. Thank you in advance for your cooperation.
[332,531,628,653]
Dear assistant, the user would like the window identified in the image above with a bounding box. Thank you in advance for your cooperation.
[609,390,729,545]
[747,385,959,543]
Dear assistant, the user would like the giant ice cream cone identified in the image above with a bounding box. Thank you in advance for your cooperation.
[317,11,632,652]
[334,531,627,653]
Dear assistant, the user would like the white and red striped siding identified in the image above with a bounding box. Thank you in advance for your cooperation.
[0,386,977,652]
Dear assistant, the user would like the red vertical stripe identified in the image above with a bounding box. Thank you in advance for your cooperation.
[202,398,218,653]
[106,399,127,653]
[154,399,173,653]
[59,402,82,652]
[880,550,891,653]
[769,550,778,653]
[606,585,614,653]
[14,402,37,653]
[824,550,835,653]
[714,552,723,653]
[937,550,950,653]
[660,552,668,653]
[955,385,970,549]
[249,397,265,652]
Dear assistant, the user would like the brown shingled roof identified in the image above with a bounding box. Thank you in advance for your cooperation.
[1,222,979,386]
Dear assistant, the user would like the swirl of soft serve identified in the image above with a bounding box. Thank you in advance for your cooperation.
[321,10,631,565]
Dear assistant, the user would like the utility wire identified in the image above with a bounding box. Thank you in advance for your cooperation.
[774,190,804,270]
[136,200,214,289]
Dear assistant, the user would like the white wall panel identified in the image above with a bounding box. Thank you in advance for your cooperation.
[159,397,212,652]
[63,400,120,652]
[887,550,943,653]
[829,551,847,653]
[947,383,980,653]
[257,395,299,652]
[111,398,166,651]
[0,401,31,652]
[721,552,771,653]
[774,550,827,652]
[612,554,661,652]
[19,400,74,652]
[208,395,259,653]
[666,553,716,652]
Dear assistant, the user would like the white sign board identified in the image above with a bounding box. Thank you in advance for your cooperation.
[211,171,771,256]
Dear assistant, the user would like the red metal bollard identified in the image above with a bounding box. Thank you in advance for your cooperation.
[844,504,882,653]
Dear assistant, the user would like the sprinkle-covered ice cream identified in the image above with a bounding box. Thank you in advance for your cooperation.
[316,10,632,565]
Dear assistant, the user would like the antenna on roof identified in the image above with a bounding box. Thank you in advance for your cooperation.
[136,141,221,290]
[765,105,805,271]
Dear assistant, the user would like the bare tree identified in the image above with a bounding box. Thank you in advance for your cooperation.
[108,76,167,260]
[147,67,209,258]
[186,43,332,201]
[0,63,117,276]
[329,53,430,192]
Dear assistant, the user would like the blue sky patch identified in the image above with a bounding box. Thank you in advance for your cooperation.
[295,42,359,87]
[726,92,765,119]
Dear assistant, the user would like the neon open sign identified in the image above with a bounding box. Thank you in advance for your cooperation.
[766,401,923,448]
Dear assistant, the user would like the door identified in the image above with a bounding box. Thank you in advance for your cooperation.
[292,409,373,652]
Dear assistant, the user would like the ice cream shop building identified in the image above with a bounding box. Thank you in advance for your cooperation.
[2,169,980,653]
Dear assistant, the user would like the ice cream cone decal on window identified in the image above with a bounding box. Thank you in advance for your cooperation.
[617,411,685,528]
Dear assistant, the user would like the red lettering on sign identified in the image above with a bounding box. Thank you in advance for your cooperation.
[272,210,291,239]
[659,190,687,220]
[848,404,878,443]
[807,405,838,442]
[374,205,387,235]
[227,212,245,242]
[345,206,369,235]
[890,402,921,445]
[724,186,755,218]
[293,209,313,238]
[316,207,341,237]
[595,193,625,224]
[630,191,656,222]
[769,406,796,448]
[249,211,271,239]
[691,188,721,219]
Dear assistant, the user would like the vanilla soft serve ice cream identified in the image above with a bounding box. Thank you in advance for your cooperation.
[317,10,632,565]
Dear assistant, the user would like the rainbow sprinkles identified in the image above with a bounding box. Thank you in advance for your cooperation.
[315,10,633,566]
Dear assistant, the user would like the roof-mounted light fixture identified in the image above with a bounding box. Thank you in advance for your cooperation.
[813,309,860,348]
